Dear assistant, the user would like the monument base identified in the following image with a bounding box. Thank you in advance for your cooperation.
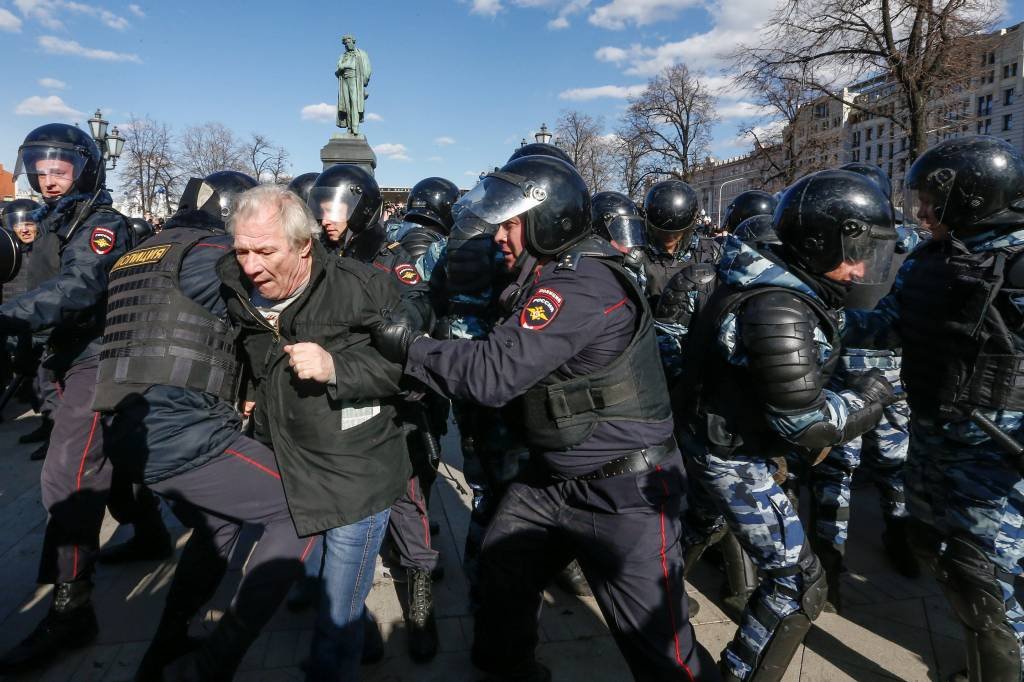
[320,135,377,176]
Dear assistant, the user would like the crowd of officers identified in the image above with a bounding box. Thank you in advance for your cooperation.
[0,119,1022,682]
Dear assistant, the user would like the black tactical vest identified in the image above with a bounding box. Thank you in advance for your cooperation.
[678,283,842,455]
[92,228,239,412]
[520,250,672,451]
[899,238,1024,419]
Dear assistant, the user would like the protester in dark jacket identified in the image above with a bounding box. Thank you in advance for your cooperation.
[217,184,411,682]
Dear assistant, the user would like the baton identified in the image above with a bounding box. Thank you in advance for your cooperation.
[412,406,442,470]
[968,408,1024,476]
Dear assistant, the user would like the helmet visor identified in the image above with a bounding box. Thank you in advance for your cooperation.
[14,144,87,186]
[838,221,897,284]
[903,173,953,236]
[308,184,364,223]
[2,210,39,236]
[458,171,546,225]
[604,215,647,249]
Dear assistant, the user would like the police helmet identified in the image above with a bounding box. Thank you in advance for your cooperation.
[776,169,896,284]
[405,176,460,233]
[1,199,42,234]
[733,214,779,247]
[178,170,258,223]
[458,155,590,256]
[14,123,104,197]
[128,217,155,243]
[507,142,574,168]
[840,162,892,200]
[722,190,777,233]
[0,227,21,284]
[307,164,382,235]
[286,172,320,203]
[904,135,1024,235]
[644,180,699,244]
[591,191,646,249]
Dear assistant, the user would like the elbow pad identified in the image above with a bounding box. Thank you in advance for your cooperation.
[792,401,884,452]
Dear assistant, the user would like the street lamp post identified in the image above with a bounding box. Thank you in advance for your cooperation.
[535,123,552,144]
[87,108,125,170]
[717,176,749,227]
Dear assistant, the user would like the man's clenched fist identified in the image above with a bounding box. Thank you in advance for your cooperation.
[283,342,335,384]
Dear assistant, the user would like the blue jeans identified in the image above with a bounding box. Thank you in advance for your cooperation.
[307,508,390,682]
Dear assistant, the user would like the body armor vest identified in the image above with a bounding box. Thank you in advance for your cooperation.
[520,254,672,451]
[93,228,239,412]
[899,238,1024,419]
[678,284,841,455]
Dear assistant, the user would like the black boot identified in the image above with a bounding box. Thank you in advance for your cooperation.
[407,568,439,662]
[882,517,921,578]
[813,541,845,614]
[29,442,48,461]
[362,614,384,664]
[19,416,53,444]
[471,647,552,682]
[163,609,256,682]
[0,580,98,674]
[98,521,173,565]
[134,608,203,682]
[553,559,592,597]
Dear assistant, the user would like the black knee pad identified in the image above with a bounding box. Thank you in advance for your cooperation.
[938,536,1007,632]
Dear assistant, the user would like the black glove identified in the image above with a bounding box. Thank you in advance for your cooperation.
[846,368,895,406]
[373,300,431,364]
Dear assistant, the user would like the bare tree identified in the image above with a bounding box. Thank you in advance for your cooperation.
[735,0,999,162]
[627,63,718,180]
[608,111,663,201]
[179,122,246,178]
[553,110,614,192]
[243,133,291,183]
[118,114,182,216]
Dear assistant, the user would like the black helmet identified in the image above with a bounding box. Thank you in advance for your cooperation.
[723,190,777,233]
[733,214,779,247]
[507,143,574,168]
[286,172,319,203]
[0,227,20,284]
[178,170,258,223]
[459,155,590,256]
[840,162,892,200]
[591,191,646,248]
[644,180,699,244]
[776,169,896,283]
[308,164,382,235]
[15,123,104,197]
[1,198,43,233]
[405,176,460,233]
[904,135,1024,235]
[128,217,154,243]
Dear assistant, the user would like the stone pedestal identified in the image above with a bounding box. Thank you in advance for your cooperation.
[320,134,377,176]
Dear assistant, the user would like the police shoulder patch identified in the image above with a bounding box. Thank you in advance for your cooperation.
[520,287,563,330]
[90,226,116,255]
[394,262,422,286]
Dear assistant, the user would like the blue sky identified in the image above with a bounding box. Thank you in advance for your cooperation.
[2,0,1023,193]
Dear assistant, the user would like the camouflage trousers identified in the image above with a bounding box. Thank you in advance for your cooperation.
[906,416,1024,665]
[806,400,910,547]
[682,436,809,680]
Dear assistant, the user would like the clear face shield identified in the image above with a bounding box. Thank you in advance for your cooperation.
[904,167,955,238]
[457,171,547,226]
[14,144,87,190]
[308,184,364,226]
[603,214,647,249]
[836,219,897,284]
[2,210,39,243]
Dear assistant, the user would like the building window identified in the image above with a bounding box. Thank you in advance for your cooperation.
[852,149,860,162]
[877,124,884,137]
[889,143,894,158]
[989,51,996,65]
[866,147,872,160]
[1006,88,1016,106]
[1005,114,1013,131]
[978,94,993,116]
[852,130,861,146]
[1006,62,1019,79]
[877,144,883,159]
[866,128,873,141]
[988,70,995,84]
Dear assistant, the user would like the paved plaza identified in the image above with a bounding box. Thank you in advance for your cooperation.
[0,402,970,681]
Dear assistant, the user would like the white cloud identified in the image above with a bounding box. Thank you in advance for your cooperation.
[588,0,700,29]
[434,136,456,146]
[0,8,22,30]
[38,77,66,89]
[594,45,628,63]
[300,102,335,122]
[548,15,569,28]
[128,3,144,17]
[63,1,129,30]
[38,35,141,62]
[374,143,410,161]
[14,0,63,28]
[717,101,774,119]
[17,1,131,30]
[470,0,502,16]
[15,95,83,119]
[365,112,383,121]
[558,84,645,100]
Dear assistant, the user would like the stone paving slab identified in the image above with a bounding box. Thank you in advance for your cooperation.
[0,402,960,681]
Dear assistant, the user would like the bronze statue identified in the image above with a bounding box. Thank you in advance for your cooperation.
[335,34,372,137]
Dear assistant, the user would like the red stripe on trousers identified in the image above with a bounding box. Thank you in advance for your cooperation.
[656,466,695,681]
[300,537,317,562]
[72,412,101,578]
[224,448,281,479]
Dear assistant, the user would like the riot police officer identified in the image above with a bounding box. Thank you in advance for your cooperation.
[376,155,717,681]
[0,123,170,674]
[676,169,898,681]
[308,163,386,262]
[720,190,777,234]
[845,136,1024,680]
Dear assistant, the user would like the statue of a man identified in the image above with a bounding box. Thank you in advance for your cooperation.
[335,34,372,137]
